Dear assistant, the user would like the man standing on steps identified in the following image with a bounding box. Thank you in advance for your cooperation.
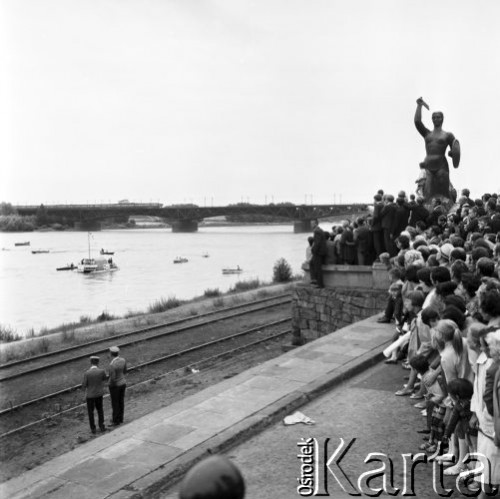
[82,355,108,434]
[108,346,127,426]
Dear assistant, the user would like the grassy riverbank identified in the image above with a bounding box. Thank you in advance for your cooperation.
[0,279,298,364]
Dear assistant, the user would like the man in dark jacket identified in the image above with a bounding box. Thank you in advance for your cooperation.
[409,196,430,227]
[393,196,410,239]
[461,188,474,208]
[340,221,356,265]
[108,346,128,426]
[310,218,327,288]
[381,195,397,257]
[354,217,373,265]
[371,194,385,259]
[82,355,108,433]
[426,197,446,227]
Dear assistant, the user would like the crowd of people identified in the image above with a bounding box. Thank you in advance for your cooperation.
[359,188,500,494]
[307,188,500,288]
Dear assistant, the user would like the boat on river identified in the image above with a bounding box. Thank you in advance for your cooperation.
[15,241,30,246]
[173,256,188,264]
[222,266,243,275]
[100,249,114,255]
[32,249,50,254]
[77,233,119,274]
[77,257,118,274]
[57,263,75,271]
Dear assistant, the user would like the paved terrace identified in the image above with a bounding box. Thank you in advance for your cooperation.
[1,316,393,499]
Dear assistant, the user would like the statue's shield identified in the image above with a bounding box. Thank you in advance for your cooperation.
[451,139,460,168]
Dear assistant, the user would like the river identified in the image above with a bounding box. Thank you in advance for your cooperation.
[0,225,313,335]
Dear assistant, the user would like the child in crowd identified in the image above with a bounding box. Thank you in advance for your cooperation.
[378,252,391,269]
[439,378,475,475]
[416,267,433,296]
[410,354,447,453]
[377,268,404,324]
[395,291,428,393]
[382,283,407,364]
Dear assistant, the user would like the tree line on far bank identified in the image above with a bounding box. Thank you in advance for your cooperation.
[0,203,137,232]
[0,203,38,231]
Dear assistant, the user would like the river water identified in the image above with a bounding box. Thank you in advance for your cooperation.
[0,225,311,335]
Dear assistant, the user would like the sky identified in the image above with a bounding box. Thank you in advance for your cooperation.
[1,0,500,207]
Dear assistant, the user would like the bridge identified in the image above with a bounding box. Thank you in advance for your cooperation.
[13,202,368,232]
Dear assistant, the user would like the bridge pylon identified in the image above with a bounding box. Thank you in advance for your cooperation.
[74,221,102,231]
[293,220,312,233]
[171,220,198,232]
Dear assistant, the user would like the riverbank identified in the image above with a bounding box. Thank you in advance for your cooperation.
[0,281,296,364]
[0,283,295,482]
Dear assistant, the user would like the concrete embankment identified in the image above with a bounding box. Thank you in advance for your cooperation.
[1,314,392,499]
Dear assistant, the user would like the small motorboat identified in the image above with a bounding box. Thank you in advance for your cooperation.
[100,249,114,255]
[57,263,76,271]
[77,258,98,273]
[202,252,210,258]
[222,266,243,275]
[173,256,188,264]
[77,233,118,274]
[77,257,118,274]
[32,249,50,254]
[15,241,30,246]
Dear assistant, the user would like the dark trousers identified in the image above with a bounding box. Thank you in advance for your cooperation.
[426,400,434,432]
[109,385,126,424]
[383,295,403,324]
[357,250,374,266]
[86,396,105,431]
[357,250,365,266]
[372,230,384,259]
[383,229,396,257]
[383,295,395,320]
[309,255,324,288]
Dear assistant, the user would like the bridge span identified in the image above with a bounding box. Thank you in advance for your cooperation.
[13,202,368,232]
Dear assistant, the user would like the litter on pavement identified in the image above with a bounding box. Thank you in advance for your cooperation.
[283,411,315,425]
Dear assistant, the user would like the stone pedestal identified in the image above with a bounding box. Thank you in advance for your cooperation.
[372,262,391,290]
[301,262,388,289]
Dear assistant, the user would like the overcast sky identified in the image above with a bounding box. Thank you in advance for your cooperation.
[1,0,499,206]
